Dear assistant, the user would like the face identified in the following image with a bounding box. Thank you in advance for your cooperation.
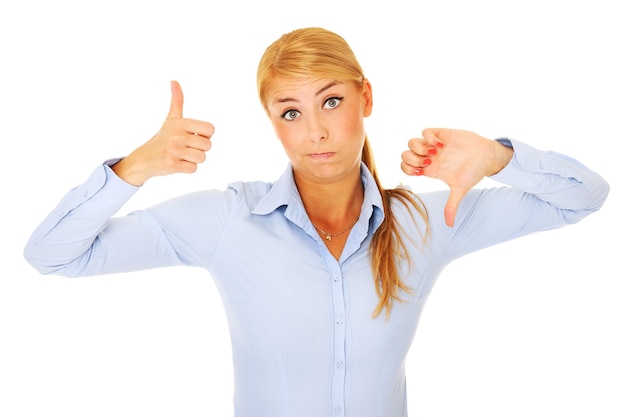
[266,77,373,185]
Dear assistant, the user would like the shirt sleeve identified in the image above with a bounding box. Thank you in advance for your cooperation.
[23,162,234,277]
[422,138,610,262]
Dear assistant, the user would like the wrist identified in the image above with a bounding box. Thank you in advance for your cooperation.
[111,156,149,186]
[489,139,514,176]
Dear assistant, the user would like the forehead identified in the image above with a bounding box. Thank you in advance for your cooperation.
[268,78,346,104]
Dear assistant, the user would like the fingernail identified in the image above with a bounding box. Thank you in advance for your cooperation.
[423,158,431,165]
[428,148,437,155]
[414,168,424,176]
[436,142,444,148]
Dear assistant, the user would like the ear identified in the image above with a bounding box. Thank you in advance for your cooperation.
[362,78,373,117]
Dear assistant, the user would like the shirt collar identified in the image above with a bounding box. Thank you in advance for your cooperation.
[252,162,385,232]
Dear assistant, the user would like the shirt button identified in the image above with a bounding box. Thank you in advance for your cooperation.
[333,274,340,281]
[336,361,344,369]
[334,406,342,415]
[336,316,344,324]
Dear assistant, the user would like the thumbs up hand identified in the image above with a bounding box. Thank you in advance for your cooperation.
[401,128,514,227]
[112,81,215,186]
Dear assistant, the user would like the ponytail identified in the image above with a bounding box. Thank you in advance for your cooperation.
[362,137,429,318]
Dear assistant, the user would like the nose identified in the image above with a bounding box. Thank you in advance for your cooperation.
[307,112,328,143]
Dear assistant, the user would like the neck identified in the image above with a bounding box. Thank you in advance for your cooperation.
[295,168,364,228]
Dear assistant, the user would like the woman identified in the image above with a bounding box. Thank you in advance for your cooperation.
[24,27,609,417]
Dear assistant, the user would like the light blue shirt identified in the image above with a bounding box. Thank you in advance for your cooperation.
[24,139,609,417]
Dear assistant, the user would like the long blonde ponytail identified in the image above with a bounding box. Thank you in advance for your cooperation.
[361,137,429,317]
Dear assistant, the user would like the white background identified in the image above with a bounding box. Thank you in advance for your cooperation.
[1,0,624,416]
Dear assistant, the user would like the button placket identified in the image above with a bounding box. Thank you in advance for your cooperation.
[329,269,346,415]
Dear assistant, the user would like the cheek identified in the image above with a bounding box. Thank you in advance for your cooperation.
[339,108,365,138]
[272,123,289,143]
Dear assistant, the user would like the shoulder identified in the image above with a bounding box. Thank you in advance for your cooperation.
[225,179,276,212]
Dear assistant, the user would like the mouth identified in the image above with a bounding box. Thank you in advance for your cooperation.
[308,152,335,160]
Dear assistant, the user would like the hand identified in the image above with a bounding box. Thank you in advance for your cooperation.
[401,128,513,227]
[112,81,215,186]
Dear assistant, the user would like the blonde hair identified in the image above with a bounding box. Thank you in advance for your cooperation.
[257,27,429,317]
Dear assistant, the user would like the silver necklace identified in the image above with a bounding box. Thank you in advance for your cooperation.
[312,215,359,242]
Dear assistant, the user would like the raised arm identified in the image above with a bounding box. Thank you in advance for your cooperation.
[24,82,218,276]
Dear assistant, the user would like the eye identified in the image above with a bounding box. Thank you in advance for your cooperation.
[323,96,343,109]
[281,109,301,121]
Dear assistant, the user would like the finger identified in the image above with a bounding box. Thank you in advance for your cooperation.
[168,80,184,119]
[400,161,420,176]
[186,133,213,152]
[422,128,447,148]
[444,186,468,227]
[401,150,432,172]
[400,160,430,176]
[179,146,208,165]
[407,138,438,156]
[170,159,200,175]
[183,119,215,138]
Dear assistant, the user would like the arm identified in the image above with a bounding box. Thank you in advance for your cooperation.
[401,128,609,259]
[23,81,217,276]
[401,128,609,226]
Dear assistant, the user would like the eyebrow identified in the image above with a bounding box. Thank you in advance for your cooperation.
[272,81,343,105]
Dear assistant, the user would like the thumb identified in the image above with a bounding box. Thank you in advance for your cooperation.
[168,80,184,119]
[443,186,468,227]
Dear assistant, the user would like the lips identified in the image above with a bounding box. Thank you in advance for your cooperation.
[309,152,335,160]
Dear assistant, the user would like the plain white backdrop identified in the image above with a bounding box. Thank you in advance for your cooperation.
[1,0,624,416]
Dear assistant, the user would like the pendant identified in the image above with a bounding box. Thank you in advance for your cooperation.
[325,234,332,242]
